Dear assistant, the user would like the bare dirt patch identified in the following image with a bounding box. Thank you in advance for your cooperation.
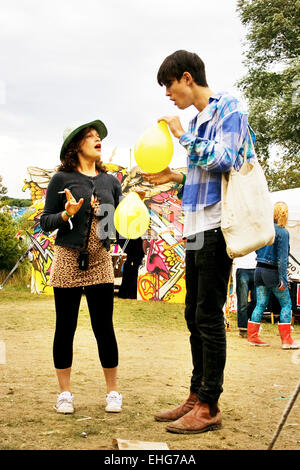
[0,292,299,451]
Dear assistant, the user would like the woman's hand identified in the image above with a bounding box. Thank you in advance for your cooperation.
[62,188,84,219]
[143,167,183,186]
[278,281,286,291]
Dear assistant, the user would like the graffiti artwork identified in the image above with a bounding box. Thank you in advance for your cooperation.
[22,164,187,302]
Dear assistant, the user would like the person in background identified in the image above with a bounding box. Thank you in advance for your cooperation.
[118,238,145,299]
[143,50,255,434]
[40,120,123,414]
[247,201,300,349]
[234,252,257,338]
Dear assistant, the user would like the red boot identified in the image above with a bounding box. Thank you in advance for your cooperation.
[278,323,300,349]
[247,321,269,346]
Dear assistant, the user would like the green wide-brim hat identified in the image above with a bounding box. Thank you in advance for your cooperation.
[60,119,108,161]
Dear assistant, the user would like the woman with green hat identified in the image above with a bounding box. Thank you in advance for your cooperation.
[40,120,123,414]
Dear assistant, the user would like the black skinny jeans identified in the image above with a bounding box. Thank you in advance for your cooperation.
[185,228,232,404]
[53,283,118,369]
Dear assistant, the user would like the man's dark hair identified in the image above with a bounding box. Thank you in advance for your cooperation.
[157,50,208,87]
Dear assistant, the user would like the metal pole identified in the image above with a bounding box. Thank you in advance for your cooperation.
[267,378,300,450]
[0,244,34,290]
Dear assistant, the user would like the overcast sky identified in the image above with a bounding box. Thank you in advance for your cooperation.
[0,0,249,198]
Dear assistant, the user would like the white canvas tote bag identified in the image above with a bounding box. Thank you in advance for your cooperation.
[221,135,275,259]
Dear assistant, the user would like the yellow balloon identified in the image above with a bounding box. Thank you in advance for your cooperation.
[114,192,150,239]
[134,121,173,173]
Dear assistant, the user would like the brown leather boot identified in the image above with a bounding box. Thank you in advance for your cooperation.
[154,392,197,422]
[166,400,222,434]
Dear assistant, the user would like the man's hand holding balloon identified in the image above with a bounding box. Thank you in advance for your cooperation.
[158,116,185,139]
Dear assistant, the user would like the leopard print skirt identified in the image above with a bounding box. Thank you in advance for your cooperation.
[49,215,114,288]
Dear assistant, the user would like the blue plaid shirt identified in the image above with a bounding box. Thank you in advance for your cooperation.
[178,92,256,211]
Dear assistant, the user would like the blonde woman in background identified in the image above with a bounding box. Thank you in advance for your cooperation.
[247,201,299,349]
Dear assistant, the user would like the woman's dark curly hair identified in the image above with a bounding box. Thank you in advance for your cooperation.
[57,126,108,173]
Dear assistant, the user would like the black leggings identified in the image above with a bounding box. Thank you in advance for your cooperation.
[53,283,118,369]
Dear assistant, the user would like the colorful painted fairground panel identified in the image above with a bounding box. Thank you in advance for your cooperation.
[22,165,187,303]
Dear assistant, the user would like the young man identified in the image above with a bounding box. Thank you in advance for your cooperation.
[144,50,255,434]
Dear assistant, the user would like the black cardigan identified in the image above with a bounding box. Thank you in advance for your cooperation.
[40,170,123,251]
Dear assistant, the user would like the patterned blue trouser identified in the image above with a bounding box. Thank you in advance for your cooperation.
[251,285,292,324]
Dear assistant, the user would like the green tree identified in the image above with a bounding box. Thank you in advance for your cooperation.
[0,213,21,270]
[237,0,300,190]
[1,197,32,207]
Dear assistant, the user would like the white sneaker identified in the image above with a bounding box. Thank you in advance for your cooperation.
[105,391,122,413]
[54,391,74,414]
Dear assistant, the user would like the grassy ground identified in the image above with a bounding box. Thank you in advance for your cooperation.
[0,285,299,451]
